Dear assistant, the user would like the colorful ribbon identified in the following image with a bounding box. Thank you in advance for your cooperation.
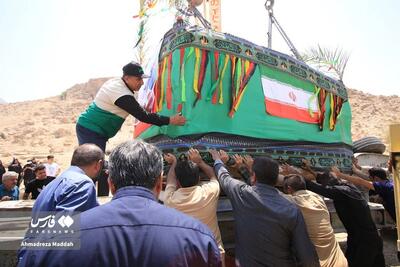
[229,60,257,117]
[166,53,173,110]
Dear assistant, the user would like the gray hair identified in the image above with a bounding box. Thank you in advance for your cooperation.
[2,171,18,182]
[71,144,104,167]
[108,140,163,190]
[283,174,306,192]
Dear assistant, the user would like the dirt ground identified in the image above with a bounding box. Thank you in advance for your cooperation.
[335,228,399,267]
[380,228,400,267]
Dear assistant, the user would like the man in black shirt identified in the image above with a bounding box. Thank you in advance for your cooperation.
[305,171,385,267]
[210,150,319,267]
[22,160,37,188]
[23,165,54,200]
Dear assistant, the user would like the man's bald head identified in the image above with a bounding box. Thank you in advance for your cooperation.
[71,144,104,167]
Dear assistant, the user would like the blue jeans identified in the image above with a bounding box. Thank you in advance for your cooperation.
[76,124,107,152]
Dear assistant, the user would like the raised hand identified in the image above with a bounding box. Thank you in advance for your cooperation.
[209,149,221,161]
[188,148,202,164]
[219,150,230,164]
[243,155,254,170]
[331,166,341,175]
[280,163,300,176]
[232,154,244,168]
[164,153,177,165]
[301,159,312,170]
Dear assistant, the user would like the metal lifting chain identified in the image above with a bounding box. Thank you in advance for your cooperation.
[265,0,274,12]
[177,0,211,29]
[264,0,303,61]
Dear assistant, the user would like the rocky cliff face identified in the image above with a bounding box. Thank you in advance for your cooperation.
[348,89,400,144]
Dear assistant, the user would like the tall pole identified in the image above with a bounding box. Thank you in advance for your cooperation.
[202,0,221,31]
[140,0,145,9]
[265,0,274,49]
[389,124,400,261]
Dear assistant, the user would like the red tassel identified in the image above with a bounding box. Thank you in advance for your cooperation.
[211,89,218,104]
[197,49,209,100]
[166,54,173,110]
[214,51,219,81]
[180,48,185,71]
[228,62,256,117]
[177,103,183,113]
[318,89,327,130]
[154,62,163,112]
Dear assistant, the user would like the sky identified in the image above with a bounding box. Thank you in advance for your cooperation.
[0,0,399,103]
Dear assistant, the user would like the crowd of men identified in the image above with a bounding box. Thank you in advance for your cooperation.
[4,63,396,266]
[7,139,394,267]
[0,155,60,201]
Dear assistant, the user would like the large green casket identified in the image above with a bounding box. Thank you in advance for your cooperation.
[135,21,352,171]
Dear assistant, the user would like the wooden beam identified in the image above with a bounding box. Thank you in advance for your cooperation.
[389,124,400,261]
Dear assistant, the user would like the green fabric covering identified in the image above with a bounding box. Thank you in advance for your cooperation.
[77,102,125,138]
[139,48,352,145]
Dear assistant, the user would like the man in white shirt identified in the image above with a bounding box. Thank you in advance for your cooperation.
[44,155,60,179]
[164,149,225,265]
[76,62,186,152]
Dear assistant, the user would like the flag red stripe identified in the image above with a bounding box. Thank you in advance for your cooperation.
[265,98,319,124]
[134,122,152,138]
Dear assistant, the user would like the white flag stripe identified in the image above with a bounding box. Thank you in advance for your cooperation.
[261,77,318,111]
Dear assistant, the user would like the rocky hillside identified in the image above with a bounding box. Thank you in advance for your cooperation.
[0,78,399,169]
[348,90,400,143]
[0,77,134,169]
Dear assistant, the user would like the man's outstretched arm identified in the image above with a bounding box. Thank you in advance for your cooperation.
[115,95,186,126]
[210,149,247,198]
[331,166,374,190]
[188,149,216,180]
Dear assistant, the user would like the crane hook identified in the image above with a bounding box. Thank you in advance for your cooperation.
[265,0,274,12]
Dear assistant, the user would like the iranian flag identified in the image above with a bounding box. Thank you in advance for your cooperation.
[134,122,152,138]
[262,76,319,124]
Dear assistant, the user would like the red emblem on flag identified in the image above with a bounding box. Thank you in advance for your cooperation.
[289,91,297,102]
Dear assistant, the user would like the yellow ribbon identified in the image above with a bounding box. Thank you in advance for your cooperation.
[158,56,168,111]
[329,93,335,130]
[218,55,230,104]
[193,48,201,94]
[308,86,320,118]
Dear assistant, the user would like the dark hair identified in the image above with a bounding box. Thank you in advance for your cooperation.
[34,164,46,173]
[71,144,104,167]
[316,171,339,186]
[283,174,306,192]
[368,167,387,180]
[108,140,163,191]
[252,157,279,186]
[47,155,54,160]
[122,62,146,77]
[175,159,200,187]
